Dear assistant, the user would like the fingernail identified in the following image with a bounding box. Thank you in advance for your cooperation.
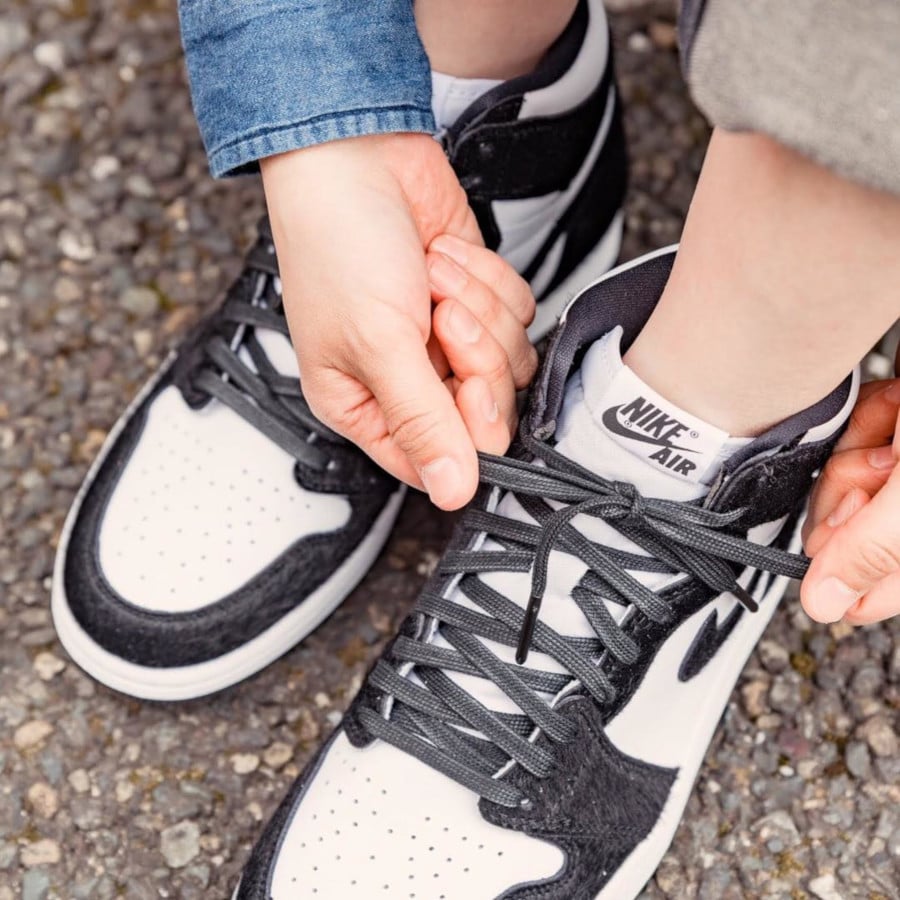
[431,234,468,267]
[884,380,900,404]
[428,253,468,297]
[808,576,861,623]
[446,301,482,344]
[867,445,895,469]
[481,386,499,423]
[419,456,462,507]
[827,492,858,528]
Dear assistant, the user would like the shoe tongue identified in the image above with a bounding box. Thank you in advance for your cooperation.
[554,327,749,502]
[420,328,751,722]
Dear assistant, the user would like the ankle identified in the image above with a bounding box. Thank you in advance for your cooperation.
[415,0,579,79]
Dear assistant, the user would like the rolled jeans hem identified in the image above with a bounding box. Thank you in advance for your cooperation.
[208,107,437,178]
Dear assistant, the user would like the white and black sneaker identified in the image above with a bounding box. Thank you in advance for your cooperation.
[444,0,627,339]
[235,248,857,900]
[51,221,407,701]
[51,0,627,701]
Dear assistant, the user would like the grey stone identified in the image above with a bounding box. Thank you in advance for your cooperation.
[21,870,50,900]
[808,873,844,900]
[752,810,801,846]
[0,18,29,65]
[32,141,79,179]
[757,639,789,673]
[769,676,803,714]
[844,741,871,779]
[160,821,200,869]
[119,286,159,317]
[858,716,898,757]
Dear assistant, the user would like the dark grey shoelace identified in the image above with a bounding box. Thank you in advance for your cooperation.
[359,433,809,808]
[185,225,344,471]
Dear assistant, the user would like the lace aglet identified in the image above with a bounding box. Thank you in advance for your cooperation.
[734,584,759,613]
[516,594,542,665]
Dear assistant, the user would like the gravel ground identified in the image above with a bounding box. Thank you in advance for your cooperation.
[1,1,899,898]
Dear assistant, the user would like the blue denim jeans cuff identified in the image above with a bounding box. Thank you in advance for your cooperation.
[179,0,435,177]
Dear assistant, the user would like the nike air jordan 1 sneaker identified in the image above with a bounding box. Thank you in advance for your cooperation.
[443,0,627,339]
[235,247,856,899]
[51,0,628,700]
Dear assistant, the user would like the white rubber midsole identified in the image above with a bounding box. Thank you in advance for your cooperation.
[527,209,625,343]
[594,521,804,900]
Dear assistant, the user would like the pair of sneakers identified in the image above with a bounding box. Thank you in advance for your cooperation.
[52,1,857,897]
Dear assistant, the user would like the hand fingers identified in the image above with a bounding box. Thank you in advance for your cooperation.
[455,376,511,456]
[802,445,894,542]
[426,329,451,381]
[336,321,480,511]
[801,460,900,622]
[832,379,900,453]
[430,233,536,328]
[842,570,900,625]
[803,487,871,558]
[427,250,538,390]
[432,297,518,446]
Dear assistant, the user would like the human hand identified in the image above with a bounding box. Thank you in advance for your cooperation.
[261,133,536,510]
[800,377,900,624]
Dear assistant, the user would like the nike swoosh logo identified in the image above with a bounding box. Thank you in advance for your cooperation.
[601,406,697,454]
[677,570,769,682]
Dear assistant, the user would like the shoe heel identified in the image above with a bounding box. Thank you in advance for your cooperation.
[539,79,629,300]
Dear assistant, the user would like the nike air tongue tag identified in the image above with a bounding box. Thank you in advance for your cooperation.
[583,329,733,485]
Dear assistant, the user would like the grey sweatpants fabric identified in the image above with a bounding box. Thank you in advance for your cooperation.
[679,0,900,195]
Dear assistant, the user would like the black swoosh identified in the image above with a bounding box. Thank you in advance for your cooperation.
[601,405,697,453]
[678,570,768,682]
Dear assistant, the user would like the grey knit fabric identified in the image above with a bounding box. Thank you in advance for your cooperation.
[680,0,900,195]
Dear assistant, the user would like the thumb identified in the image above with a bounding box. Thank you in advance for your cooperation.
[801,456,900,622]
[348,324,480,511]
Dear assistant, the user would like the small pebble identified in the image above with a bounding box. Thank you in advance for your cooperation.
[32,651,65,681]
[133,329,154,356]
[68,769,90,793]
[14,720,53,751]
[58,229,95,262]
[21,839,61,868]
[808,873,844,900]
[119,286,159,317]
[858,716,898,757]
[648,20,678,50]
[263,742,293,770]
[844,741,871,779]
[33,41,64,72]
[90,155,121,180]
[231,753,260,775]
[160,821,200,869]
[26,783,59,819]
[21,870,50,900]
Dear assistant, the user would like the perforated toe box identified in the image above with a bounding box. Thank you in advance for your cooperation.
[238,731,564,900]
[61,379,393,669]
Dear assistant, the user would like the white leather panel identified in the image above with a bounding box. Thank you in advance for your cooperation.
[98,386,350,612]
[519,0,609,119]
[270,732,564,899]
